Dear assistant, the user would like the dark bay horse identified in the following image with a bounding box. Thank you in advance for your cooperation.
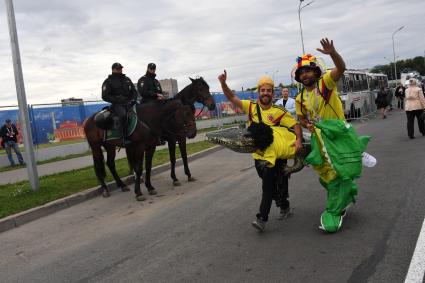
[143,77,216,191]
[84,99,189,198]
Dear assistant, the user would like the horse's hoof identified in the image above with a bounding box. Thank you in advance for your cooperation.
[121,186,130,192]
[188,176,197,182]
[148,189,157,195]
[173,180,182,186]
[135,194,146,201]
[102,191,111,198]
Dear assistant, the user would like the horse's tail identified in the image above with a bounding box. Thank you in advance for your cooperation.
[91,144,106,180]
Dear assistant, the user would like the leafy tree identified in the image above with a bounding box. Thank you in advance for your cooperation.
[370,56,425,80]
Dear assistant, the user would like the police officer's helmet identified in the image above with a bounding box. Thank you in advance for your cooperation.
[111,62,123,69]
[147,63,156,70]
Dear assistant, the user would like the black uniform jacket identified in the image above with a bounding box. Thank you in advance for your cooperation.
[102,73,137,105]
[137,72,163,102]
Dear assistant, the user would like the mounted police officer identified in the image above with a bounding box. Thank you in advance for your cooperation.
[137,63,167,145]
[137,63,164,103]
[101,62,137,145]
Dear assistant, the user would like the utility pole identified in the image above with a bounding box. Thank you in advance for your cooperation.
[383,57,394,80]
[392,25,404,82]
[5,0,39,191]
[298,0,314,54]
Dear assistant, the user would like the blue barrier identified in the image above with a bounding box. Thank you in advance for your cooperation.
[0,89,298,145]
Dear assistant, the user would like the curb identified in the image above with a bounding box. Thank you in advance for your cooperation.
[0,145,223,234]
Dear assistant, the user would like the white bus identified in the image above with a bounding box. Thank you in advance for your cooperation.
[336,70,388,119]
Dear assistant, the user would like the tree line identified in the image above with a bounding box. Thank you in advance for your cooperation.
[370,56,425,80]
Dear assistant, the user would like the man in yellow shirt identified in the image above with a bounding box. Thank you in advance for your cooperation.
[218,70,303,231]
[294,38,368,233]
[295,38,346,126]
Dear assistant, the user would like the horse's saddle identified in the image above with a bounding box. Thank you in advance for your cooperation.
[94,105,138,141]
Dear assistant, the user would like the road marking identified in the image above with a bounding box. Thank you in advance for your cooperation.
[405,217,425,283]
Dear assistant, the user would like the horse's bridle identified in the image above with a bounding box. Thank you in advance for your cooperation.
[188,82,211,119]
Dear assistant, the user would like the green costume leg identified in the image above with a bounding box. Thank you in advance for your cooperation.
[319,177,358,233]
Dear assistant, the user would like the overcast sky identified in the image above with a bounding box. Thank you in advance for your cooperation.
[0,0,424,106]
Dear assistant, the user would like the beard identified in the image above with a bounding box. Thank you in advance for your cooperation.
[301,78,316,87]
[259,95,272,105]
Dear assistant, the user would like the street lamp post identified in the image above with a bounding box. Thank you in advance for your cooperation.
[383,57,393,80]
[5,0,39,191]
[392,26,404,82]
[272,70,279,84]
[298,0,314,54]
[384,56,398,80]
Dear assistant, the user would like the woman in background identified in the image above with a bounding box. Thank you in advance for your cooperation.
[404,79,425,139]
[375,86,389,119]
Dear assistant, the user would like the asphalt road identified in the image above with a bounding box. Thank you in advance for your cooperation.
[0,110,424,283]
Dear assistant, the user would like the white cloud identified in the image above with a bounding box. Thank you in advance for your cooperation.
[0,0,424,105]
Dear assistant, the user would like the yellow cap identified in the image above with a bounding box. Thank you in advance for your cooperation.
[257,76,274,90]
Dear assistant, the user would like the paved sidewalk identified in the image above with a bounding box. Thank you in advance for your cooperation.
[0,133,208,185]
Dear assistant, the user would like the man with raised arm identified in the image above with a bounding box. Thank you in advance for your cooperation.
[294,38,371,233]
[218,71,303,232]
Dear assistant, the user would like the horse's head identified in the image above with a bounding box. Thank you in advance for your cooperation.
[189,77,216,111]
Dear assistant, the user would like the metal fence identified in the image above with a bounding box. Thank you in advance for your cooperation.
[344,88,396,122]
[0,88,396,146]
[0,93,259,146]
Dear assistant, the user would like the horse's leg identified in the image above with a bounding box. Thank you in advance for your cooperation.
[140,149,145,184]
[106,146,129,192]
[168,138,181,186]
[91,144,110,197]
[134,145,146,201]
[126,145,145,201]
[178,138,196,182]
[144,146,158,195]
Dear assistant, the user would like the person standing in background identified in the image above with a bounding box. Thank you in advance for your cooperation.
[404,79,425,139]
[275,87,296,116]
[394,83,406,110]
[375,86,389,119]
[0,119,25,167]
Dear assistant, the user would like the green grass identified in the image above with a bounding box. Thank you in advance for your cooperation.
[0,140,216,219]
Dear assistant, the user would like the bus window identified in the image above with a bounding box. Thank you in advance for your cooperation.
[361,74,368,90]
[337,77,345,93]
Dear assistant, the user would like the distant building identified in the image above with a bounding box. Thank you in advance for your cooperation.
[159,79,178,97]
[61,97,83,106]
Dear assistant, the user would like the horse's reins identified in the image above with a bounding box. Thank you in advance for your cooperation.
[195,105,205,119]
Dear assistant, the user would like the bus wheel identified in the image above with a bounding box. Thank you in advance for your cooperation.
[356,108,361,118]
[349,104,357,119]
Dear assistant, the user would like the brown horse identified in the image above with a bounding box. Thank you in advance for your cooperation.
[84,99,190,199]
[143,77,216,191]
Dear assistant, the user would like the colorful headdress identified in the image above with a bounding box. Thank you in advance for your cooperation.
[257,76,274,90]
[292,54,325,83]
